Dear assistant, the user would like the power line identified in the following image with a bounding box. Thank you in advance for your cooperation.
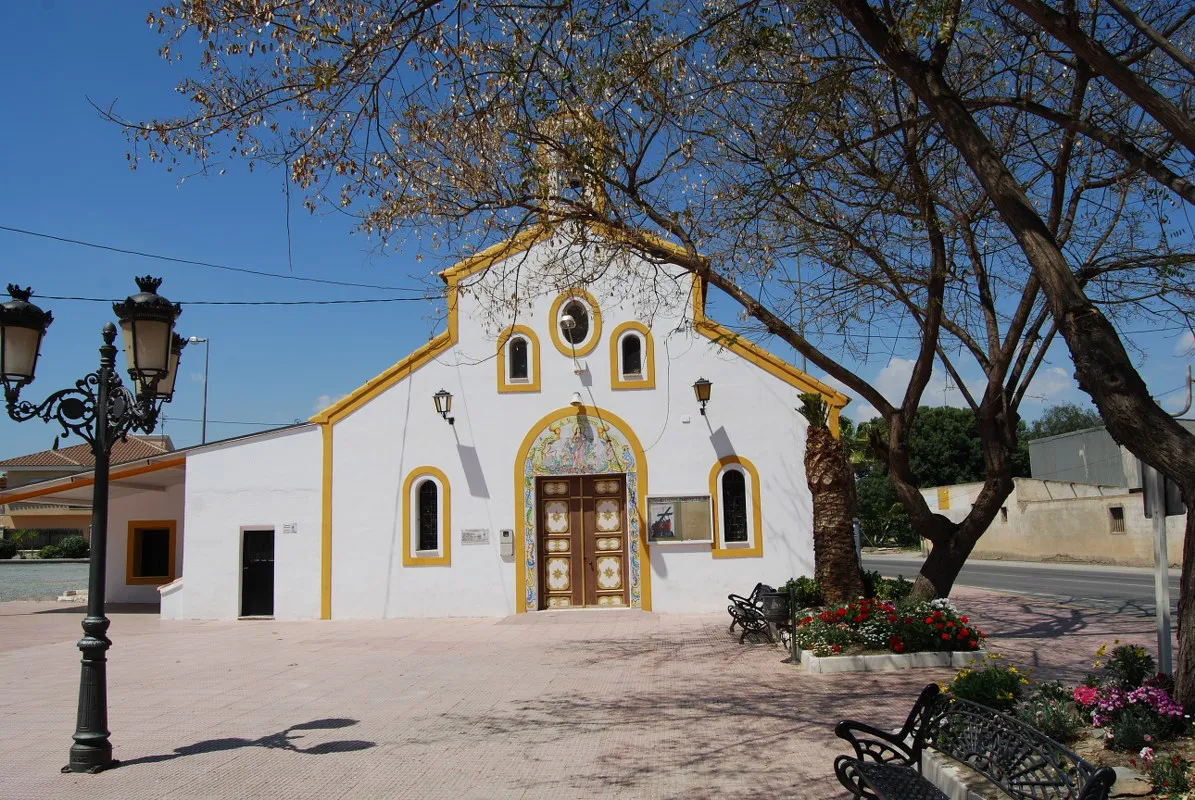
[0,223,427,293]
[36,294,434,306]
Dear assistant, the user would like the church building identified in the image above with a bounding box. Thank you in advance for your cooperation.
[0,225,850,619]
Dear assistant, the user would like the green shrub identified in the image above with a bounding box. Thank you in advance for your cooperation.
[0,539,16,559]
[57,536,90,559]
[875,575,915,602]
[38,544,64,560]
[1014,681,1082,743]
[1105,643,1156,689]
[783,576,824,608]
[947,655,1026,712]
[1108,703,1157,752]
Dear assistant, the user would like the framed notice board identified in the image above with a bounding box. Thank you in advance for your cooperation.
[647,495,713,544]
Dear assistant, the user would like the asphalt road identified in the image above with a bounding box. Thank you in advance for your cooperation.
[864,553,1181,618]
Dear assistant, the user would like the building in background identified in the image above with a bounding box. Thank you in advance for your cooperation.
[0,436,173,549]
[919,422,1193,567]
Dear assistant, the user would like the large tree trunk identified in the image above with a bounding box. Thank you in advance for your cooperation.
[806,424,864,603]
[835,0,1195,702]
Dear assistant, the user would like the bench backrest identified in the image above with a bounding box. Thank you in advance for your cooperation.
[923,694,1116,800]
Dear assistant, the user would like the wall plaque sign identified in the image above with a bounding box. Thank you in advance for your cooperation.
[461,528,490,545]
[282,523,298,535]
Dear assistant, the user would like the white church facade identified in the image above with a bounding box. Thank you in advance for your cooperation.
[1,227,850,619]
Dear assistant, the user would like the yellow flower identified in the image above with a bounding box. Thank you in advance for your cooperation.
[1021,678,1030,684]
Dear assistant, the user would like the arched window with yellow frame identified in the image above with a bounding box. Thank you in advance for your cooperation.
[402,466,452,566]
[709,456,763,558]
[497,324,541,393]
[609,321,656,390]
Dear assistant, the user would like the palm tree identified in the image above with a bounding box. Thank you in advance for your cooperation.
[799,394,864,603]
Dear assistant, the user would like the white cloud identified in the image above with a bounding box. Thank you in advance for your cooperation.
[1175,330,1195,357]
[312,393,348,413]
[873,357,978,409]
[1019,366,1079,407]
[189,371,206,384]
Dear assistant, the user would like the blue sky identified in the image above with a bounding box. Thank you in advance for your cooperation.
[1,2,1192,460]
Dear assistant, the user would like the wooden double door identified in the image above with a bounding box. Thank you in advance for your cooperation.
[538,475,630,609]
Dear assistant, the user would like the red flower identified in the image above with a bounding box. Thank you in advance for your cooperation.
[946,621,955,628]
[904,617,913,624]
[942,633,951,640]
[958,629,969,638]
[894,642,906,653]
[887,615,898,623]
[924,617,934,624]
[799,616,814,626]
[932,611,943,619]
[831,645,842,653]
[837,608,848,616]
[936,623,944,629]
[960,616,969,623]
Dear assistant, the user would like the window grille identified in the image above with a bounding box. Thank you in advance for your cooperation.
[722,470,749,543]
[621,334,642,377]
[509,337,529,380]
[417,480,439,551]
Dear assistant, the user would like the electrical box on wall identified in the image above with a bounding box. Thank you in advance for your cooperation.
[499,529,514,557]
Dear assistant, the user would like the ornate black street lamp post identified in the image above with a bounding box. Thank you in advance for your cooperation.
[0,277,183,774]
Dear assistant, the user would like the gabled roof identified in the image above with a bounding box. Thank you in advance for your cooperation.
[0,435,174,470]
[311,222,850,426]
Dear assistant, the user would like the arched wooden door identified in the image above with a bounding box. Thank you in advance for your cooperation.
[537,475,629,608]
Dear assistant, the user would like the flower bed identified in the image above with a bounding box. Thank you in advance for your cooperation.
[944,642,1195,798]
[794,597,986,658]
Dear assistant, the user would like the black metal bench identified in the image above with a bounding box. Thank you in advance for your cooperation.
[834,683,1116,800]
[727,582,774,643]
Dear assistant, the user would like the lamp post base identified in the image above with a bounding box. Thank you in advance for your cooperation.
[62,614,116,774]
[62,755,119,774]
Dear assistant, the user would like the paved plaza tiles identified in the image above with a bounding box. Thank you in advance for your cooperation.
[0,590,1159,799]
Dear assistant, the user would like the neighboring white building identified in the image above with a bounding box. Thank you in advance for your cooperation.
[921,478,1185,567]
[0,226,851,619]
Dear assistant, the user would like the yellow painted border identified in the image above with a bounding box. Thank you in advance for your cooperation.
[548,288,603,358]
[125,519,178,585]
[496,324,542,394]
[402,466,452,567]
[514,405,651,612]
[609,321,656,390]
[321,424,333,619]
[709,456,763,558]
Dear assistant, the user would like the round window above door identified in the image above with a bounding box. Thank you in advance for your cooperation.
[548,289,602,357]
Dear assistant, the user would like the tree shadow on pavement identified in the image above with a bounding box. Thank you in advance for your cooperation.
[117,718,374,768]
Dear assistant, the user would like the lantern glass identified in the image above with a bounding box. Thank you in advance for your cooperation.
[692,378,712,404]
[121,317,173,379]
[0,324,43,385]
[142,343,182,401]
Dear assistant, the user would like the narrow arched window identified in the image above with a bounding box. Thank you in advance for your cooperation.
[510,337,529,381]
[561,300,589,344]
[417,480,439,551]
[621,334,642,378]
[722,470,749,543]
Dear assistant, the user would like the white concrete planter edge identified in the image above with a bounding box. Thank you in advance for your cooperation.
[800,648,985,673]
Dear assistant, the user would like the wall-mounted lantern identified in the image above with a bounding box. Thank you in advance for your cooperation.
[433,388,455,426]
[692,377,712,416]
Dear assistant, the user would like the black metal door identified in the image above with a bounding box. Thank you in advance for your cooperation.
[241,529,275,617]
